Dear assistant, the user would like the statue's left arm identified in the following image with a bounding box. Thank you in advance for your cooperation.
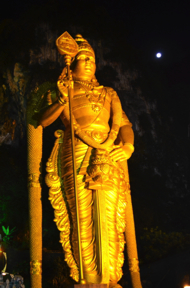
[119,110,134,157]
[109,91,134,162]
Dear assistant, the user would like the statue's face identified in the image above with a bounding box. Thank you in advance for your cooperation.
[72,51,96,80]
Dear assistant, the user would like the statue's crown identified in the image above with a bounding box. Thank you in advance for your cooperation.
[75,34,95,58]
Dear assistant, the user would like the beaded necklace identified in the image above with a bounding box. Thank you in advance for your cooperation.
[75,80,105,113]
[75,80,95,90]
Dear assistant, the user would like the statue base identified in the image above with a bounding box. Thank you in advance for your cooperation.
[74,284,108,288]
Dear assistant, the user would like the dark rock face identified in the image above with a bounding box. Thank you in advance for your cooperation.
[0,17,189,256]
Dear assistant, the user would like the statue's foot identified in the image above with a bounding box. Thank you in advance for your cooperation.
[109,283,122,288]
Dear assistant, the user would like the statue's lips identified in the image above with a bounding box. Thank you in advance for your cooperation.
[85,65,92,71]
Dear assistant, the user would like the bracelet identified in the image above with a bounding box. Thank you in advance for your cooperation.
[58,96,67,106]
[124,143,134,153]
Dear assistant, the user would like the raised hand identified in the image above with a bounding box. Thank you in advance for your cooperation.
[57,70,73,102]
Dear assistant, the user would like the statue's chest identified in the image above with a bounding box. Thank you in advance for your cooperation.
[72,86,107,113]
[61,86,111,128]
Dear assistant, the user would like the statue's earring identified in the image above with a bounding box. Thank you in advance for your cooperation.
[91,75,99,85]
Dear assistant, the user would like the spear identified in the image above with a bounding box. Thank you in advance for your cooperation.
[56,31,86,284]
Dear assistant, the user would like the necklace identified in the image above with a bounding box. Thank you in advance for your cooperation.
[75,80,105,113]
[75,80,97,90]
[70,84,122,149]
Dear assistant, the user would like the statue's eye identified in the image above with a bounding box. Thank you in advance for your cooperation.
[85,57,95,62]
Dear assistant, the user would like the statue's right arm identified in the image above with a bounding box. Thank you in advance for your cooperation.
[38,99,66,128]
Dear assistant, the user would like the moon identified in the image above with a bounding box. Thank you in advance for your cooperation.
[156,52,162,58]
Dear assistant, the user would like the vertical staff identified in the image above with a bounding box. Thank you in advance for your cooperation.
[63,53,86,284]
[56,31,85,284]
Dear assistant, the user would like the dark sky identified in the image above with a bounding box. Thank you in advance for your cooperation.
[1,0,189,62]
[1,0,190,84]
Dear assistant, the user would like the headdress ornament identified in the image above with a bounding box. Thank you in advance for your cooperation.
[75,34,95,58]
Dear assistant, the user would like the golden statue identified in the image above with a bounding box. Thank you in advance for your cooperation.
[33,32,142,288]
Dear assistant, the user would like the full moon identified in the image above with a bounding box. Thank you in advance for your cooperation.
[156,52,162,58]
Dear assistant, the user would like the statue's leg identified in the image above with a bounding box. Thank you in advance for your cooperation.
[62,134,97,281]
[105,165,126,287]
[86,156,126,286]
[105,183,120,284]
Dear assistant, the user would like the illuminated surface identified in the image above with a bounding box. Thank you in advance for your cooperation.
[37,32,142,287]
[156,52,162,58]
[27,81,43,288]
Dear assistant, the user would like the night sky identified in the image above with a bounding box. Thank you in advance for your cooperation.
[1,0,190,107]
[1,0,189,65]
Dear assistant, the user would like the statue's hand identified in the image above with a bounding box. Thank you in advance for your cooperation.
[110,143,134,162]
[57,78,71,99]
[57,72,73,99]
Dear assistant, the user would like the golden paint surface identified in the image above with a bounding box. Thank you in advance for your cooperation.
[39,32,142,288]
[30,260,42,275]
